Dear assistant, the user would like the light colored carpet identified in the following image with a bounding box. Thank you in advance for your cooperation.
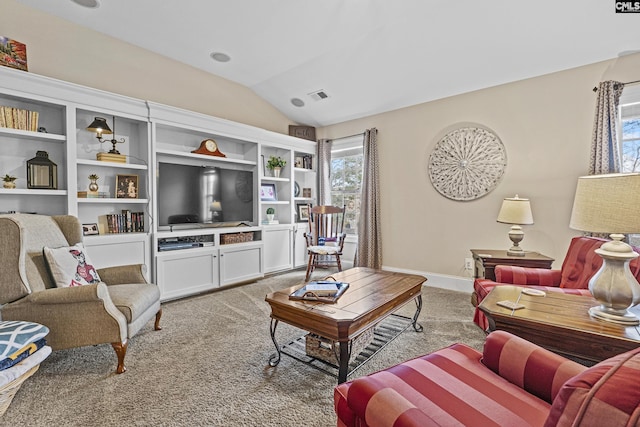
[4,269,485,427]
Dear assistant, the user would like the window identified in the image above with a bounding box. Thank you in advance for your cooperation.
[621,105,640,172]
[619,87,640,247]
[330,135,364,235]
[620,85,640,173]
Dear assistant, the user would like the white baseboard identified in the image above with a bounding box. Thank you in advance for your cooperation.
[382,265,473,293]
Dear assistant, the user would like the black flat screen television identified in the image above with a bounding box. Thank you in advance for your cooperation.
[157,162,254,229]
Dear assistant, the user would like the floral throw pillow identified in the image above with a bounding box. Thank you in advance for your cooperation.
[44,243,102,287]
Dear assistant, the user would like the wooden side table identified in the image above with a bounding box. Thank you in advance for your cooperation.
[470,249,554,281]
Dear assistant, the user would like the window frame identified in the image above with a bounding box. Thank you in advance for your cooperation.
[330,135,364,236]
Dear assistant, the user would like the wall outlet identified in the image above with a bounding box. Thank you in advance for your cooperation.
[464,258,474,270]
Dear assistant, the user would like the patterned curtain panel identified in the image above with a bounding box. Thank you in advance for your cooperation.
[355,128,382,269]
[589,81,624,174]
[317,139,332,205]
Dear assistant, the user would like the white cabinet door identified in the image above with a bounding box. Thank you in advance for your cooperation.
[263,227,293,273]
[84,234,151,270]
[219,243,263,286]
[293,223,309,268]
[156,248,219,301]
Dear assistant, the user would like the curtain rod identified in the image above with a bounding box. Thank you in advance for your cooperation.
[592,79,640,92]
[329,132,365,142]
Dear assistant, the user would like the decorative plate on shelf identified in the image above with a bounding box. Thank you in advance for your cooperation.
[294,181,300,197]
[428,126,507,201]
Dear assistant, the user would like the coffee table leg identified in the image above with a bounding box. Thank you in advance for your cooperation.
[412,295,424,332]
[268,318,281,367]
[338,340,351,384]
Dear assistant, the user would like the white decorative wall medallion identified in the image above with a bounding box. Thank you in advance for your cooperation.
[428,127,507,201]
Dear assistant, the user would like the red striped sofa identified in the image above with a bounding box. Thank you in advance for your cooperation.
[334,330,640,427]
[472,236,640,330]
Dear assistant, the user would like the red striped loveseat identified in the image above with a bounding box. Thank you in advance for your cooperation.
[472,236,640,330]
[334,330,640,427]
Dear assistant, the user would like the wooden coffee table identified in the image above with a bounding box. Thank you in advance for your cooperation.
[265,267,425,383]
[479,285,640,364]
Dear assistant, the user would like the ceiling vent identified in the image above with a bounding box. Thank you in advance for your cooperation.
[308,90,329,101]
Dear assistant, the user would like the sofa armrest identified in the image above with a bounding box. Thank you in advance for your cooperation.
[482,331,586,403]
[97,264,148,285]
[495,265,562,287]
[24,283,109,305]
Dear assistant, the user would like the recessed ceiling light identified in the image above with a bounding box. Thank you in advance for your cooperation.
[71,0,100,8]
[291,98,305,107]
[210,52,231,63]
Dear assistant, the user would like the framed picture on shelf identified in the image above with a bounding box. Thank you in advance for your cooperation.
[297,203,310,222]
[82,223,99,236]
[116,174,139,199]
[260,183,277,201]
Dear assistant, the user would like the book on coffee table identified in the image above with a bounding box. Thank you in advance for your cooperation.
[289,280,349,303]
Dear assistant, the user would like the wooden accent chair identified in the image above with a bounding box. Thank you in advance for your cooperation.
[0,214,162,374]
[303,205,346,281]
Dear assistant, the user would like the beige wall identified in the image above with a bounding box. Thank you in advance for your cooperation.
[320,53,640,278]
[5,1,640,279]
[0,0,292,134]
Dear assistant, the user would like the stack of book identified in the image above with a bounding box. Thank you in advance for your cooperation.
[77,191,109,198]
[99,210,145,234]
[0,106,39,131]
[289,280,349,302]
[96,152,126,163]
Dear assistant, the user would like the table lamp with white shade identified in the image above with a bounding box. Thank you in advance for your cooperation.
[569,173,640,325]
[496,195,534,256]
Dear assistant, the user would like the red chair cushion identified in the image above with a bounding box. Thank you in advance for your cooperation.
[558,237,606,289]
[495,266,562,287]
[482,331,585,404]
[337,340,553,427]
[544,347,640,427]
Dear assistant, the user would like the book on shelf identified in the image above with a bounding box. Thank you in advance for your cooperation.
[261,219,280,225]
[97,210,145,234]
[0,106,38,131]
[96,152,126,163]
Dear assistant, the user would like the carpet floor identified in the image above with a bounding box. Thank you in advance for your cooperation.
[4,269,485,427]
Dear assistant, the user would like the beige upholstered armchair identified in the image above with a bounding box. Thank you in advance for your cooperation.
[0,214,162,374]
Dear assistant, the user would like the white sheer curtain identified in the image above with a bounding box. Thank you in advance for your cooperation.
[355,128,382,269]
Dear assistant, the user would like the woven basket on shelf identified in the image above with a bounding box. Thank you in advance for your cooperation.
[0,364,39,416]
[305,327,374,365]
[220,232,254,245]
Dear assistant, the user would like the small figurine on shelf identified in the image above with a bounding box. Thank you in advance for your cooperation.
[88,174,99,191]
[2,174,17,189]
[88,174,99,197]
[266,156,287,178]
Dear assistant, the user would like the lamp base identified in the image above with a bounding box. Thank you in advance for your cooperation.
[588,235,640,326]
[507,247,526,257]
[506,225,525,256]
[589,306,640,325]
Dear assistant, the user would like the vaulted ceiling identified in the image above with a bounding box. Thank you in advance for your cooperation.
[16,0,640,127]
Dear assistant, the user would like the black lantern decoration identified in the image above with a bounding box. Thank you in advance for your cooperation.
[26,151,57,189]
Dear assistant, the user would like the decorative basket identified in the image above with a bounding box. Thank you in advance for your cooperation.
[305,327,374,364]
[0,364,39,416]
[220,232,254,245]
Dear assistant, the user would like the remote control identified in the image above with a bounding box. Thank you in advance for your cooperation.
[497,300,525,310]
